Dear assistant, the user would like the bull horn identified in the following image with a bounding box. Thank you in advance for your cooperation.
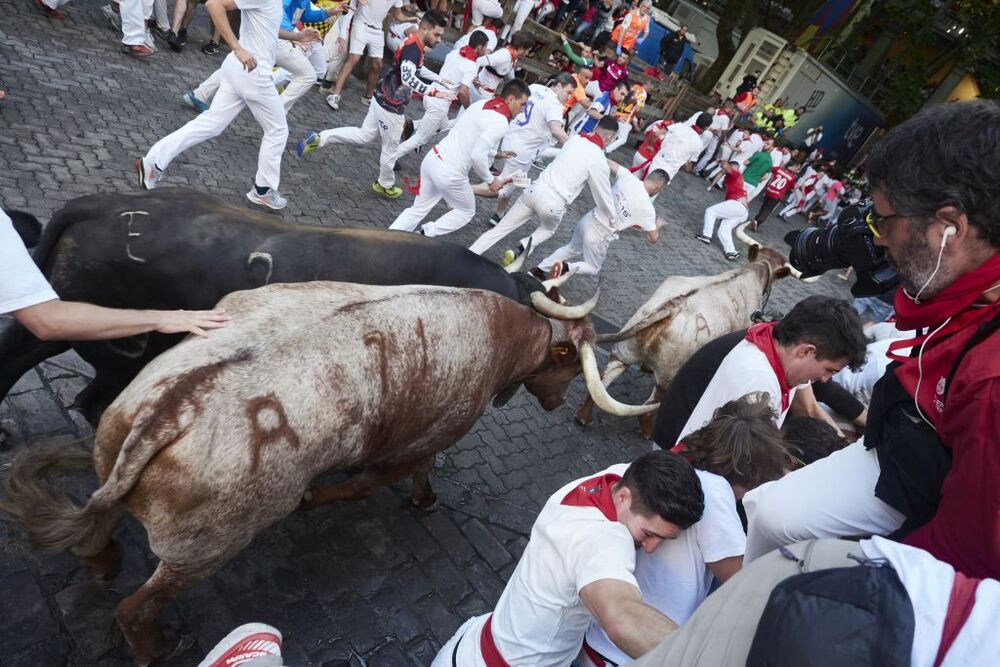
[735,222,820,283]
[541,266,578,291]
[580,343,659,416]
[502,238,533,274]
[530,287,599,320]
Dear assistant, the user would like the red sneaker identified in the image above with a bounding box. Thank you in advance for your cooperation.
[549,261,565,280]
[121,44,154,59]
[33,0,65,19]
[197,623,283,667]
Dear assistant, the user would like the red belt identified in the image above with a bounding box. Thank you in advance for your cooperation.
[433,146,442,160]
[480,614,510,667]
[582,639,618,667]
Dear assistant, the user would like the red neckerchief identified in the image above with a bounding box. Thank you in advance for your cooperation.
[692,125,705,134]
[933,571,982,667]
[483,96,512,120]
[581,132,605,149]
[888,252,1000,423]
[459,45,478,61]
[483,23,498,34]
[561,473,621,521]
[745,321,792,411]
[394,32,424,65]
[717,108,732,117]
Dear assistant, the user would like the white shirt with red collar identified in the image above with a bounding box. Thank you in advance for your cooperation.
[433,465,638,667]
[434,98,512,183]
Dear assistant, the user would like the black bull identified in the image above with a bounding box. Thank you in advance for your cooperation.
[1,189,546,422]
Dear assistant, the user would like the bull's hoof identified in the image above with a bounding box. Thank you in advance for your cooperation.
[410,494,439,513]
[575,413,593,428]
[129,624,190,666]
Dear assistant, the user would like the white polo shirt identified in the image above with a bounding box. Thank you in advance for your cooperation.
[535,134,615,223]
[435,46,480,97]
[608,169,656,233]
[0,209,58,314]
[353,0,401,28]
[649,122,704,179]
[586,470,745,664]
[453,26,498,54]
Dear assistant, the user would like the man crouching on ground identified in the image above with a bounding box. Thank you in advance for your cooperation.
[432,451,704,666]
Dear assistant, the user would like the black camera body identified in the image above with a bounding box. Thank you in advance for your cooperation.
[784,202,899,297]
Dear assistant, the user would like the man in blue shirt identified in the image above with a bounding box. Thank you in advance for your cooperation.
[573,80,628,135]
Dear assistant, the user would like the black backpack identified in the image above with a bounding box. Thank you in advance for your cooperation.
[746,559,914,667]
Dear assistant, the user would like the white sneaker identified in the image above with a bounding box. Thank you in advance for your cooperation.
[246,187,287,210]
[100,3,121,30]
[197,623,282,667]
[135,157,162,190]
[326,93,340,110]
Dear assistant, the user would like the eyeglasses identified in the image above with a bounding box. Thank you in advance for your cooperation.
[865,210,907,238]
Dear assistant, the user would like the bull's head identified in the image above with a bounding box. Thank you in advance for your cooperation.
[747,244,792,285]
[522,287,660,417]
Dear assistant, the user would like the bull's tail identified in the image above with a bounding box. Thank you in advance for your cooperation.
[7,210,43,248]
[0,443,125,568]
[597,300,682,344]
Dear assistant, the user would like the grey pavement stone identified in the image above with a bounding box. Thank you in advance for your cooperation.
[0,0,858,662]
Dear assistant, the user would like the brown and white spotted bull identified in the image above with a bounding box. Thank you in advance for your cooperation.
[0,281,652,665]
[576,245,791,436]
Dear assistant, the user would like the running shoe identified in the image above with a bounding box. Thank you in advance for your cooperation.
[362,96,372,106]
[725,251,740,261]
[182,90,209,112]
[694,233,712,244]
[152,26,171,41]
[177,28,188,46]
[167,29,183,52]
[246,188,287,210]
[196,623,282,667]
[297,132,320,157]
[33,0,65,19]
[372,182,402,198]
[201,40,221,55]
[487,213,501,227]
[136,157,162,190]
[326,93,341,110]
[122,43,154,59]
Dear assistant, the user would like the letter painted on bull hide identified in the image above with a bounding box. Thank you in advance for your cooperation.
[246,393,300,474]
[121,210,150,264]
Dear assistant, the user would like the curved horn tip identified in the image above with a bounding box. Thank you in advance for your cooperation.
[502,238,534,274]
[530,287,600,320]
[580,343,660,417]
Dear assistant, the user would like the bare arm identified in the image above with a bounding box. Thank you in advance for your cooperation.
[548,119,569,144]
[791,384,846,437]
[580,579,677,659]
[457,84,472,108]
[205,0,255,70]
[707,555,742,583]
[14,300,230,341]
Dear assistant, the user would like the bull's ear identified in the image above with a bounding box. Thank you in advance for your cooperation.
[775,266,792,279]
[493,383,521,407]
[550,342,579,363]
[748,244,760,262]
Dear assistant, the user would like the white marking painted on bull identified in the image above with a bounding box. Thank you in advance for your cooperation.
[247,252,274,285]
[121,210,149,264]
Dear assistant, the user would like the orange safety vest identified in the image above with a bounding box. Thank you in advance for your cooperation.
[611,11,649,50]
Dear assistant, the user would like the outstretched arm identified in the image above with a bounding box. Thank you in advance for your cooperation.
[15,300,230,341]
[580,578,677,658]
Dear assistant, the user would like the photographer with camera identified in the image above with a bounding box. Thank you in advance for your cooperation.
[743,101,1000,579]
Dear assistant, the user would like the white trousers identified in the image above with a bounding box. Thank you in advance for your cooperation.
[694,135,720,172]
[274,40,319,111]
[702,199,748,254]
[120,0,155,45]
[745,179,768,203]
[469,184,566,255]
[537,210,614,275]
[389,152,476,236]
[431,614,490,667]
[323,27,350,81]
[471,0,503,25]
[496,155,534,201]
[743,439,905,562]
[318,99,404,188]
[779,189,808,218]
[504,0,535,37]
[146,57,288,190]
[603,120,632,155]
[152,0,169,30]
[390,97,451,166]
[349,22,385,56]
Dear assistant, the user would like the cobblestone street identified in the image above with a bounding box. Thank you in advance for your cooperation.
[0,3,852,664]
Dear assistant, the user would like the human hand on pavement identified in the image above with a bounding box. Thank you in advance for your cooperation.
[655,217,669,228]
[432,88,456,100]
[234,46,257,72]
[155,309,231,337]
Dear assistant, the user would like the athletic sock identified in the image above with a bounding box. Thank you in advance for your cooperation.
[254,185,269,195]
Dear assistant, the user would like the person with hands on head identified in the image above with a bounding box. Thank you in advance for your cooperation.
[2,209,230,341]
[137,0,292,211]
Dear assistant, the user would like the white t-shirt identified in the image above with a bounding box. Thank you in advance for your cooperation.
[353,0,401,28]
[476,46,516,91]
[678,339,796,442]
[435,46,479,96]
[649,122,704,179]
[609,169,656,233]
[232,0,283,71]
[490,464,639,666]
[434,98,510,182]
[710,110,732,134]
[502,84,565,155]
[732,132,764,164]
[453,26,498,54]
[860,536,1000,667]
[832,337,903,405]
[0,209,58,314]
[586,470,745,664]
[536,135,615,223]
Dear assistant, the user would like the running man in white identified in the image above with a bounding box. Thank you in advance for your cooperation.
[643,112,711,181]
[137,0,292,210]
[297,11,451,199]
[388,29,491,169]
[535,167,668,278]
[431,451,704,667]
[453,23,500,54]
[468,115,620,264]
[468,0,503,29]
[389,79,530,237]
[489,72,576,224]
[325,0,418,110]
[693,104,733,173]
[471,32,533,103]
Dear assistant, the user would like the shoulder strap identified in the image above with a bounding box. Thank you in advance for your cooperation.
[943,308,1000,400]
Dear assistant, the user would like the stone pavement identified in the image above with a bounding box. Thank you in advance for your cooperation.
[0,3,853,664]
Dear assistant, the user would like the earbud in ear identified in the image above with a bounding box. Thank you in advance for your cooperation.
[941,226,957,248]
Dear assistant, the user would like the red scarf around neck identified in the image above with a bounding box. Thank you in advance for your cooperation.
[483,96,512,120]
[888,251,1000,422]
[459,45,478,61]
[745,322,792,411]
[581,132,605,149]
